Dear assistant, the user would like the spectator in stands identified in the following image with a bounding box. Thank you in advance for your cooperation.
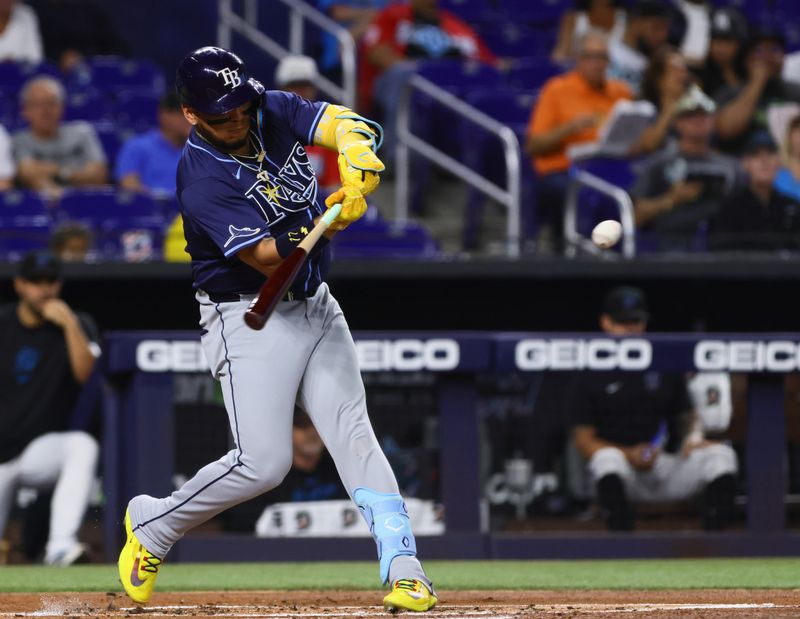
[0,251,100,564]
[274,55,340,194]
[526,30,631,251]
[12,76,108,197]
[608,0,673,95]
[693,8,748,102]
[571,285,738,531]
[715,25,800,155]
[637,47,692,154]
[0,124,15,191]
[631,85,740,251]
[551,0,626,65]
[115,94,189,197]
[317,0,390,79]
[49,222,92,262]
[775,114,800,203]
[711,131,800,251]
[360,0,496,156]
[27,0,124,71]
[0,0,43,63]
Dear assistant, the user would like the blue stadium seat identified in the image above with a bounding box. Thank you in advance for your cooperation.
[0,222,51,260]
[101,224,165,262]
[114,92,160,132]
[0,190,51,225]
[58,189,163,225]
[65,57,166,96]
[415,59,504,96]
[459,90,538,248]
[505,57,561,91]
[0,61,60,93]
[331,220,439,259]
[63,89,111,123]
[57,189,166,261]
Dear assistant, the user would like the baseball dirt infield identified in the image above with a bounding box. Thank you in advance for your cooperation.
[3,590,800,618]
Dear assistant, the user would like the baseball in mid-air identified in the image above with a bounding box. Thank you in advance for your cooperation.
[591,220,622,249]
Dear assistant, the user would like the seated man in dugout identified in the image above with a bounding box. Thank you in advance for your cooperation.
[570,286,738,531]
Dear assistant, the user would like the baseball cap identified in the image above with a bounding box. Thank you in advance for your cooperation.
[628,0,670,19]
[17,250,62,281]
[742,130,778,156]
[674,84,716,116]
[275,55,319,88]
[710,8,747,41]
[602,286,650,323]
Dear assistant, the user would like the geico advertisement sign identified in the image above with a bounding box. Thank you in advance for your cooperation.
[137,340,208,372]
[135,339,460,372]
[695,340,800,371]
[355,339,460,371]
[515,338,652,370]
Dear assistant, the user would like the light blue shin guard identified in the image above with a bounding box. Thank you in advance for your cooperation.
[353,487,417,584]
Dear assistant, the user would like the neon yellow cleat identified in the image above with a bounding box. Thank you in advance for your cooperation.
[117,510,162,604]
[383,578,438,613]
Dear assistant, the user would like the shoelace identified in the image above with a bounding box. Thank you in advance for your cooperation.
[394,579,419,592]
[141,552,162,574]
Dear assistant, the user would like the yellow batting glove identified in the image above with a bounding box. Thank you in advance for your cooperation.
[325,186,367,231]
[338,142,384,196]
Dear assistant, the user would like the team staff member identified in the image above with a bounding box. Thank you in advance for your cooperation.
[571,286,738,531]
[117,47,436,613]
[0,251,100,565]
[526,30,631,249]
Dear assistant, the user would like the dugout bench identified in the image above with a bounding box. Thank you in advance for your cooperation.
[101,331,800,562]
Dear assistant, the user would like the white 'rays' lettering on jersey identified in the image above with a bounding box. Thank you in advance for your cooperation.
[244,142,318,223]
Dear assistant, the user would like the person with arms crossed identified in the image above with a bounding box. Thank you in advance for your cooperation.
[117,46,437,613]
[0,251,100,565]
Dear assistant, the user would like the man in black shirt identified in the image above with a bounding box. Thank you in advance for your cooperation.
[571,286,738,530]
[712,131,800,251]
[0,251,100,565]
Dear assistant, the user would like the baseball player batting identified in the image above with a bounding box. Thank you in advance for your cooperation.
[117,46,437,613]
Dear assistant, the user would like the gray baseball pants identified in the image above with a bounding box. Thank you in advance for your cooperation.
[128,284,426,583]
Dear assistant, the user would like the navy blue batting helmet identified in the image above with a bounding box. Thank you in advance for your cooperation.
[175,46,265,116]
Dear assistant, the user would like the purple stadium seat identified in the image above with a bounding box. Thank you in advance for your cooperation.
[66,57,166,96]
[96,127,123,170]
[101,223,165,262]
[58,189,164,227]
[114,92,160,132]
[505,57,562,91]
[0,222,51,260]
[0,61,60,93]
[330,220,439,259]
[63,89,111,123]
[0,190,51,225]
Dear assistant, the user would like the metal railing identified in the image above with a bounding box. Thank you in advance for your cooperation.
[217,0,356,108]
[563,169,636,258]
[395,74,521,258]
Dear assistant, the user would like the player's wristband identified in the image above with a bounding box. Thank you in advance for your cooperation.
[275,225,309,259]
[274,224,330,259]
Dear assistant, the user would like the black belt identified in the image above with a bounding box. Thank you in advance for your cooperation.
[206,289,314,303]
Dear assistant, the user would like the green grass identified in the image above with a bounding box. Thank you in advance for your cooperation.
[2,558,800,592]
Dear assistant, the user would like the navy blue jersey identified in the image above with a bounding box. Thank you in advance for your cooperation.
[177,91,331,296]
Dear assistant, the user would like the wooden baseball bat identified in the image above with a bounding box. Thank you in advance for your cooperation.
[243,203,342,330]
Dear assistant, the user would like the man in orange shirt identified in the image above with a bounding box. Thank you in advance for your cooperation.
[526,30,631,250]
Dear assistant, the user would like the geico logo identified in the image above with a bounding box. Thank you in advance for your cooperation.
[356,339,460,371]
[695,340,800,372]
[515,339,652,370]
[136,340,208,372]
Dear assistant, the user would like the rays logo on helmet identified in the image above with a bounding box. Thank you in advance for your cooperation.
[214,67,242,88]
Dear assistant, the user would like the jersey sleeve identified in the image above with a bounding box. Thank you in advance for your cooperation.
[265,91,328,146]
[180,177,270,258]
